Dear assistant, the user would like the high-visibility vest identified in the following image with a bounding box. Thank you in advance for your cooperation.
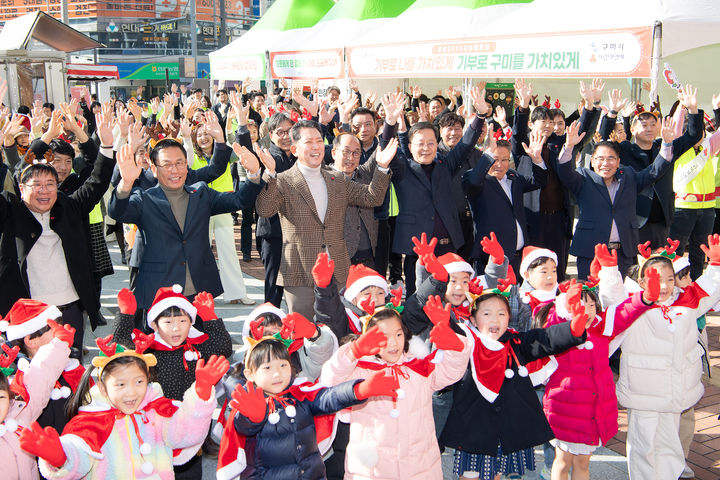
[673,142,717,209]
[714,155,720,208]
[89,202,103,224]
[191,151,233,192]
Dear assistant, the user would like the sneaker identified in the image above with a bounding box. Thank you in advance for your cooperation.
[680,464,695,478]
[539,465,552,480]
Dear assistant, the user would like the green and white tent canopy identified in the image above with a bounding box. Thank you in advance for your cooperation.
[268,0,415,79]
[209,0,334,80]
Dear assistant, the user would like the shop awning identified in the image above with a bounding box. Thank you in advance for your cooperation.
[66,64,119,80]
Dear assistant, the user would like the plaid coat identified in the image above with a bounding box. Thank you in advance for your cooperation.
[256,162,391,287]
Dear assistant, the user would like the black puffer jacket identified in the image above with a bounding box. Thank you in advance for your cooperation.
[234,379,362,480]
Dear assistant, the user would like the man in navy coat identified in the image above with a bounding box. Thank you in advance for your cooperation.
[463,138,548,275]
[108,123,264,311]
[391,85,488,294]
[557,120,678,279]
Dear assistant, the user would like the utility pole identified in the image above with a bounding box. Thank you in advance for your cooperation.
[219,0,227,48]
[189,0,198,78]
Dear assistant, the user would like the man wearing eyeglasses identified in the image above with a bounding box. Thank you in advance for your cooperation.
[108,133,264,316]
[0,130,116,353]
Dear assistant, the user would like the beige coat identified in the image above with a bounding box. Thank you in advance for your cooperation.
[256,163,390,287]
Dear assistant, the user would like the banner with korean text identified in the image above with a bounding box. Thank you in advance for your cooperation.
[347,27,652,78]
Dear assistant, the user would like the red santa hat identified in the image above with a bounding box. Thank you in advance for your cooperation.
[519,246,558,276]
[673,255,690,274]
[146,285,197,328]
[438,253,474,276]
[16,114,31,134]
[0,299,62,342]
[343,265,389,302]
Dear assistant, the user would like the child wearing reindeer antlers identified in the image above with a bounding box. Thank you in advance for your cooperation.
[18,336,229,480]
[597,236,720,480]
[0,300,75,480]
[320,298,471,480]
[533,259,660,480]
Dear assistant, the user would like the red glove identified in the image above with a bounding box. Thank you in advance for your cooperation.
[497,266,517,291]
[480,232,505,265]
[642,266,661,303]
[589,255,601,279]
[311,252,335,288]
[354,370,400,400]
[569,300,588,337]
[194,355,230,401]
[350,325,388,359]
[701,234,720,265]
[425,296,464,352]
[117,288,137,315]
[47,319,75,347]
[564,279,583,312]
[193,292,217,321]
[423,253,448,282]
[19,422,66,468]
[411,233,437,259]
[282,312,317,340]
[423,295,450,325]
[230,382,267,423]
[594,243,617,268]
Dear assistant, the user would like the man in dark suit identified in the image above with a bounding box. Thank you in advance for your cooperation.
[108,127,263,311]
[392,86,488,295]
[598,85,703,249]
[463,138,547,275]
[557,120,678,279]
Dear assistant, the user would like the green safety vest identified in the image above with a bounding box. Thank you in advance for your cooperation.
[89,202,103,224]
[388,184,399,217]
[191,151,233,192]
[673,141,717,209]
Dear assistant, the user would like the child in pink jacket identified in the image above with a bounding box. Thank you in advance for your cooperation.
[320,297,471,479]
[0,319,73,480]
[539,260,659,480]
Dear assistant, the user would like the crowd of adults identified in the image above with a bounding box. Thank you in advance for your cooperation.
[0,74,719,348]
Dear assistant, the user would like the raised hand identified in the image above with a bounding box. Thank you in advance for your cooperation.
[230,382,267,423]
[231,143,260,176]
[429,314,464,352]
[411,233,437,259]
[203,111,225,143]
[594,243,618,267]
[311,252,335,288]
[514,78,533,109]
[47,319,75,346]
[497,266,517,291]
[661,115,679,144]
[95,104,115,147]
[116,143,142,190]
[128,121,148,154]
[608,89,627,113]
[337,93,359,124]
[117,288,137,315]
[677,84,698,114]
[480,232,504,265]
[381,91,404,125]
[350,325,388,359]
[254,144,276,175]
[193,291,217,321]
[569,297,589,337]
[713,93,720,110]
[423,295,450,326]
[700,234,720,265]
[354,370,399,400]
[423,253,449,282]
[317,100,334,125]
[565,279,583,310]
[282,312,317,340]
[19,422,67,468]
[470,85,488,116]
[194,355,230,401]
[564,120,586,149]
[375,138,398,169]
[589,78,605,104]
[493,105,508,127]
[522,129,547,163]
[643,267,661,303]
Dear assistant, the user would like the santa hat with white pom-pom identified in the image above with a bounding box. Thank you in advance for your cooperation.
[0,299,61,342]
[145,285,206,350]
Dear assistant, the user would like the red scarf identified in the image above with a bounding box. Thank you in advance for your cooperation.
[217,381,335,480]
[151,333,208,371]
[63,397,179,454]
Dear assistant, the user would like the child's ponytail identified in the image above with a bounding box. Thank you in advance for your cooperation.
[65,365,96,420]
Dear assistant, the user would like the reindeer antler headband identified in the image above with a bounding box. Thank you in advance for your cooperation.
[91,332,157,379]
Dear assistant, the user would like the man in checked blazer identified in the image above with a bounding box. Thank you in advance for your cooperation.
[256,120,396,320]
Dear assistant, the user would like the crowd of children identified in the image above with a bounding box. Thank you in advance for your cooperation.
[0,231,719,479]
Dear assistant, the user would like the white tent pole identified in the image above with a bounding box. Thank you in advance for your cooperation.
[265,50,272,94]
[463,77,472,115]
[648,21,662,105]
[343,47,349,93]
